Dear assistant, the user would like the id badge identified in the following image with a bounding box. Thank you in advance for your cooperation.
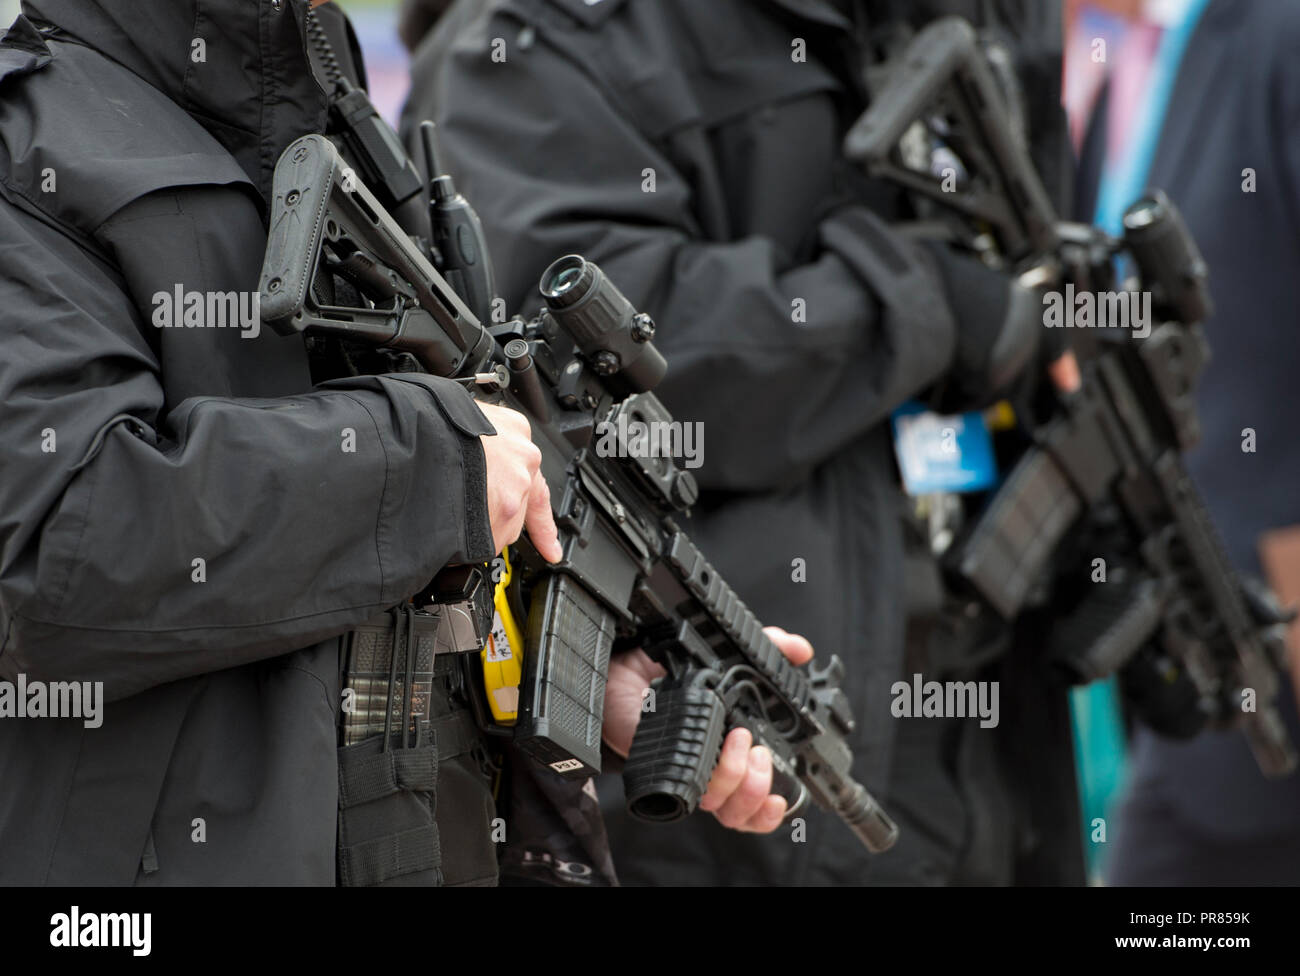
[890,400,998,495]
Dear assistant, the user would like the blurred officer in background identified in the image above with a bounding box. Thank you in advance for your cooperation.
[400,0,1078,884]
[1070,0,1300,885]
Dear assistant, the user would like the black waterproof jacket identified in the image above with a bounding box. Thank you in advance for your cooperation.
[403,0,974,884]
[0,0,495,884]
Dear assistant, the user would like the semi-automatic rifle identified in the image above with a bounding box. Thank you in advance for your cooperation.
[845,17,1295,775]
[257,116,898,850]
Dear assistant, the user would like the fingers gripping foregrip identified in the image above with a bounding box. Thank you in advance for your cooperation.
[622,675,807,822]
[621,674,899,854]
[623,675,728,822]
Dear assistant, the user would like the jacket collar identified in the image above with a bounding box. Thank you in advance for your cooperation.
[21,0,329,203]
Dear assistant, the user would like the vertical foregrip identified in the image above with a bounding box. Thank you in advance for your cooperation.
[623,678,727,822]
[639,533,898,852]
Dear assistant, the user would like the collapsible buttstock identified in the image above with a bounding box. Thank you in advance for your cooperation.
[260,134,337,330]
[844,17,975,167]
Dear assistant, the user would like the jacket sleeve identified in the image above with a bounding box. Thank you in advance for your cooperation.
[413,22,957,491]
[0,189,495,701]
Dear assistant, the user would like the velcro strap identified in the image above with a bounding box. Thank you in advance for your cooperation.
[338,824,441,887]
[339,748,439,809]
[393,749,439,791]
[429,710,482,762]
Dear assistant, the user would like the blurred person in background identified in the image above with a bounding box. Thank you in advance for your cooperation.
[1068,0,1300,884]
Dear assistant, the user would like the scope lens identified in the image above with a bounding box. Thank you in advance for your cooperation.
[541,256,586,296]
[1123,194,1163,230]
[550,266,583,293]
[540,255,596,309]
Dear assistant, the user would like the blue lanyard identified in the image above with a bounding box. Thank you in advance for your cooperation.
[1092,0,1214,233]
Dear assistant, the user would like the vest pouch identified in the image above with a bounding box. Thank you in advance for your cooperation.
[336,607,497,886]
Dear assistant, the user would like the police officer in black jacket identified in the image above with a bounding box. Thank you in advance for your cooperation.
[0,0,798,886]
[402,0,1070,884]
